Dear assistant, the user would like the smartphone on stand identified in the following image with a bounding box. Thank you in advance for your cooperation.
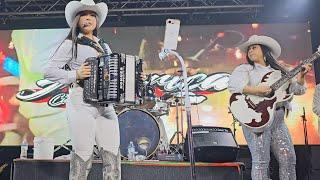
[163,19,181,50]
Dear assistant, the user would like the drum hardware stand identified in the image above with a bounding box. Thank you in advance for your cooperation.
[169,97,184,145]
[301,107,312,180]
[159,49,197,180]
[228,107,240,138]
[180,96,185,144]
[54,139,72,153]
[53,139,101,159]
[177,80,186,146]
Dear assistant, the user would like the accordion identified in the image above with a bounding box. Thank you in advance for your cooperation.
[83,53,144,105]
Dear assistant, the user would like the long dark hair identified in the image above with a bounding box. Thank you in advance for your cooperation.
[49,11,100,70]
[66,12,99,60]
[246,44,289,75]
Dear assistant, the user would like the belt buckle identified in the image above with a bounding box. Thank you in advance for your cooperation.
[276,106,284,111]
[70,82,77,88]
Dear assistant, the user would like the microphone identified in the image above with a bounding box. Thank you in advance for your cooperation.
[82,22,90,28]
[301,107,306,119]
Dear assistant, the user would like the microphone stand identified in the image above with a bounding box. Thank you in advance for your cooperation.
[301,107,312,180]
[228,107,238,138]
[159,49,196,180]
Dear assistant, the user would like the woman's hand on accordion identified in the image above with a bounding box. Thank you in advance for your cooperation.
[76,62,91,80]
[140,72,147,81]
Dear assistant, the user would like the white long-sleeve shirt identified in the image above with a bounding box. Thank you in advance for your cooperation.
[313,84,320,116]
[44,35,111,85]
[228,63,307,110]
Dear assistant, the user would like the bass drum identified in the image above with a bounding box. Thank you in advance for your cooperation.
[118,109,160,159]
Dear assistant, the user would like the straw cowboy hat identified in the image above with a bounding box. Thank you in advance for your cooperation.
[238,35,281,59]
[65,0,108,28]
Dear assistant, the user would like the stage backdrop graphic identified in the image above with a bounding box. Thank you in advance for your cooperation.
[0,22,319,146]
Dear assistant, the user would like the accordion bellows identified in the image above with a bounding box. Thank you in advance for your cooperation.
[83,53,144,106]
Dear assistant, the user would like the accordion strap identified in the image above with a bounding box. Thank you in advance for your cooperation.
[98,39,110,55]
[75,37,110,88]
[77,36,108,54]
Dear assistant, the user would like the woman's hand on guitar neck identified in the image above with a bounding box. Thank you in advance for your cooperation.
[297,63,312,85]
[243,85,272,97]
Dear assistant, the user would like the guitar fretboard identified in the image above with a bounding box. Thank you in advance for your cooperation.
[271,51,320,91]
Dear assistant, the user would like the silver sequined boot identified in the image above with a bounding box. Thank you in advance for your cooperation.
[100,149,121,180]
[69,152,93,180]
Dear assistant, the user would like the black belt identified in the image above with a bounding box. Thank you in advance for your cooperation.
[69,81,109,107]
[276,106,285,111]
[78,80,84,88]
[69,81,84,88]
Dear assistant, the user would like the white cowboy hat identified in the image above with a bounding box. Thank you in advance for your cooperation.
[238,35,281,59]
[65,0,108,28]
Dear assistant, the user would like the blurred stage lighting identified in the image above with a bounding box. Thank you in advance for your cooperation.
[251,23,259,29]
[3,57,20,77]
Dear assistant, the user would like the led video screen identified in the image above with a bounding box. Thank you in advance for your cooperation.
[0,22,318,146]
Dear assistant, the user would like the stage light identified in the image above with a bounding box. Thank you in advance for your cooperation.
[251,23,259,29]
[3,57,20,77]
[235,49,242,59]
[173,60,178,67]
[177,35,182,42]
[217,32,225,38]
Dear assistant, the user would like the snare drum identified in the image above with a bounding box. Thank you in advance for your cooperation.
[137,96,156,109]
[118,109,160,159]
[148,100,169,116]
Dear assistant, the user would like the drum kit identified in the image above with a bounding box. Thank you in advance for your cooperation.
[117,95,185,160]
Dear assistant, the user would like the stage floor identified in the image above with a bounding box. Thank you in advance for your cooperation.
[12,159,245,180]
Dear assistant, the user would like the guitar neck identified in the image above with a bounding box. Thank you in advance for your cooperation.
[271,52,320,91]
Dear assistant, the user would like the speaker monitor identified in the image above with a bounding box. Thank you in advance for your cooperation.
[184,126,239,162]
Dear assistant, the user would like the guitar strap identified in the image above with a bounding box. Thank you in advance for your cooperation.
[265,52,290,76]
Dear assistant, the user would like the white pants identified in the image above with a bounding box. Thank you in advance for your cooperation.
[67,86,120,161]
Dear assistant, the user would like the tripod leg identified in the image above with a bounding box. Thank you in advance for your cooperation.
[54,139,72,153]
[176,103,180,144]
[169,99,181,144]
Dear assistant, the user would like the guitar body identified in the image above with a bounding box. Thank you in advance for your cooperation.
[229,70,293,132]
